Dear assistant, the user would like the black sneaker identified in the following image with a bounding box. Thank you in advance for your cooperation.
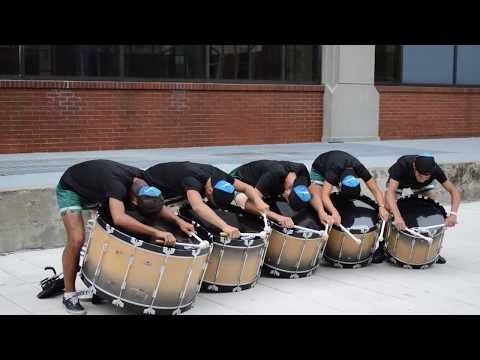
[436,255,447,264]
[372,247,386,264]
[63,295,86,315]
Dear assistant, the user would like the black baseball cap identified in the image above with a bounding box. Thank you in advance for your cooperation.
[415,153,437,175]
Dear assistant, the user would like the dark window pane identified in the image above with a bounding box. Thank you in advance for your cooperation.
[0,45,19,75]
[252,45,282,80]
[125,45,205,79]
[286,45,320,82]
[25,45,119,77]
[402,45,454,84]
[209,45,251,80]
[456,45,480,85]
[375,45,401,83]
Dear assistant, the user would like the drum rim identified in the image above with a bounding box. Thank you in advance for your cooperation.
[270,222,325,239]
[96,213,210,257]
[262,262,320,274]
[396,194,448,223]
[330,192,380,234]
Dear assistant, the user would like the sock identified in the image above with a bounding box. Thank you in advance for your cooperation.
[64,291,77,300]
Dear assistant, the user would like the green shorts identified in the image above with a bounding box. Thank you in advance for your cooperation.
[56,183,98,217]
[310,169,325,185]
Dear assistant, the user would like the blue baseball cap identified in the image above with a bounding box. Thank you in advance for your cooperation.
[288,177,312,211]
[340,173,361,200]
[212,179,235,208]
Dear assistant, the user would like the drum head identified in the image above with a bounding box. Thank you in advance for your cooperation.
[330,193,379,234]
[97,206,206,254]
[269,197,323,232]
[179,204,264,244]
[397,196,447,229]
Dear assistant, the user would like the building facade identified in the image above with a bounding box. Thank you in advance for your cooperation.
[0,45,479,154]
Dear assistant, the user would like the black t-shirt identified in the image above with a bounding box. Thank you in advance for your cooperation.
[233,160,311,199]
[311,151,372,186]
[388,155,447,189]
[144,162,235,200]
[59,159,144,204]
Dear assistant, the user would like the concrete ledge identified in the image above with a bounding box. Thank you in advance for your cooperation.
[1,161,478,254]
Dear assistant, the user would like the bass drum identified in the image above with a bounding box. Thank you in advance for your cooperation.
[80,207,211,315]
[324,193,380,268]
[263,197,327,278]
[179,204,268,293]
[385,195,447,269]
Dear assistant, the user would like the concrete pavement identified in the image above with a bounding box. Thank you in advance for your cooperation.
[0,200,477,315]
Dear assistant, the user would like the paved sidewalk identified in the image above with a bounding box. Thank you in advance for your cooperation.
[0,201,477,315]
[1,137,480,191]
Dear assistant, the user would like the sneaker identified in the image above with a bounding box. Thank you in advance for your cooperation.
[63,295,86,315]
[372,247,386,264]
[436,255,447,264]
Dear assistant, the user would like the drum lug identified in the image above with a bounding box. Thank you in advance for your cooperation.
[306,270,313,277]
[402,264,413,269]
[367,257,373,264]
[333,262,343,269]
[162,247,175,255]
[353,264,362,269]
[143,307,156,315]
[130,237,143,247]
[112,299,124,308]
[232,286,242,292]
[302,231,313,239]
[269,269,281,277]
[220,236,231,245]
[289,273,299,279]
[420,265,430,270]
[105,223,115,234]
[207,284,219,292]
[389,257,397,264]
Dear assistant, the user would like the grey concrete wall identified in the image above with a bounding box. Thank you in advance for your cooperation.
[1,161,479,254]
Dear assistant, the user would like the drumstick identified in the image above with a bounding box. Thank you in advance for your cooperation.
[188,232,210,248]
[404,228,433,243]
[220,231,266,239]
[262,213,271,232]
[412,224,446,231]
[338,224,362,245]
[378,220,386,242]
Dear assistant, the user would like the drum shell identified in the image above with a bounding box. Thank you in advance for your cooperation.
[81,215,209,314]
[324,227,377,265]
[384,195,447,267]
[179,205,267,292]
[264,226,326,276]
[385,221,444,266]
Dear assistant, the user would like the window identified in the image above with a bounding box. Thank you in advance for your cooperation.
[456,45,480,85]
[0,46,19,75]
[375,45,480,86]
[402,45,454,84]
[0,45,321,83]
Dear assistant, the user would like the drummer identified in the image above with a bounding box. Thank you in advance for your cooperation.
[310,150,390,226]
[228,160,312,227]
[145,161,270,239]
[57,159,195,315]
[372,152,461,264]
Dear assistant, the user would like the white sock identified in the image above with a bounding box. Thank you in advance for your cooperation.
[64,291,77,300]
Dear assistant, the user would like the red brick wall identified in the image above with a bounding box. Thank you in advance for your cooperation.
[0,80,324,154]
[378,86,480,140]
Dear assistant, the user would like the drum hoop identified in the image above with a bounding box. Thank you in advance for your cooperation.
[270,225,325,240]
[330,224,378,235]
[96,214,210,257]
[262,262,320,274]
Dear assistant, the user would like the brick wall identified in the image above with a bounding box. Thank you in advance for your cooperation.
[0,80,324,154]
[378,86,480,140]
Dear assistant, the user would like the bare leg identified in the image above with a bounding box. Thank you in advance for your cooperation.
[62,211,85,293]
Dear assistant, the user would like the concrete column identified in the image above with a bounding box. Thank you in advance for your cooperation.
[321,45,380,142]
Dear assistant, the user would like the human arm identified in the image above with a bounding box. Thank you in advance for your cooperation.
[385,179,407,230]
[441,180,461,227]
[365,178,390,222]
[308,183,334,225]
[158,205,196,235]
[320,181,341,225]
[233,179,269,214]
